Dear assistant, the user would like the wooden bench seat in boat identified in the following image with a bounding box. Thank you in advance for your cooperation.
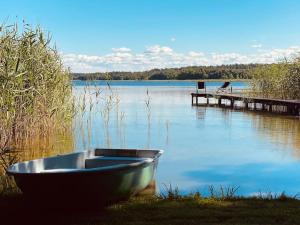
[84,156,150,169]
[37,156,151,172]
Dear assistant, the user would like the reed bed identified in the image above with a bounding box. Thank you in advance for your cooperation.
[0,23,73,170]
[250,57,300,100]
[73,81,124,149]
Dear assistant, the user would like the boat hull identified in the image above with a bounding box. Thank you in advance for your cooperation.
[8,148,162,208]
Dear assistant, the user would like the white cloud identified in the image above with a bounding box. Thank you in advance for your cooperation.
[144,45,173,54]
[111,47,132,52]
[251,44,263,48]
[188,51,205,57]
[62,45,300,73]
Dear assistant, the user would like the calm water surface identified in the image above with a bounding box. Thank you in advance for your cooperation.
[73,80,300,196]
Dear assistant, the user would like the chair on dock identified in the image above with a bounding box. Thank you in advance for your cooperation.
[196,81,206,93]
[217,81,231,93]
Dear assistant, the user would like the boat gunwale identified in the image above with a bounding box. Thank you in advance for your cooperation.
[7,148,164,175]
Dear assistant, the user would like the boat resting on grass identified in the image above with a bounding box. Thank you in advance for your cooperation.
[7,148,163,208]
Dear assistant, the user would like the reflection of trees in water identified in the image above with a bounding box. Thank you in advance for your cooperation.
[0,130,74,176]
[17,131,74,162]
[195,106,300,158]
[248,112,300,157]
[0,131,73,193]
[225,109,300,157]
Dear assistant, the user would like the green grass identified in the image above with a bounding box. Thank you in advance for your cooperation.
[105,197,300,225]
[1,191,300,225]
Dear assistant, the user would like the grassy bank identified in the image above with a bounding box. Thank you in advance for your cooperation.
[1,193,300,225]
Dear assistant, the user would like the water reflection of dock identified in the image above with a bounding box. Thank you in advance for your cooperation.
[191,92,300,116]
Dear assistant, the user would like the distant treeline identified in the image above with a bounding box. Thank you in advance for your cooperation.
[72,64,264,80]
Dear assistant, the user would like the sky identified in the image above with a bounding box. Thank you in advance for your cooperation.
[1,0,300,72]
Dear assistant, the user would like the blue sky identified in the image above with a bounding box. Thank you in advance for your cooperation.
[1,0,300,72]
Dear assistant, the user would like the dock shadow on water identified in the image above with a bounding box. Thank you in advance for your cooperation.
[195,106,300,155]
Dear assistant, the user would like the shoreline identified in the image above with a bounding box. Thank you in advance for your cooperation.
[72,79,250,82]
[1,191,300,225]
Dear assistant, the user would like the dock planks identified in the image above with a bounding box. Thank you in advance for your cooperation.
[191,92,300,116]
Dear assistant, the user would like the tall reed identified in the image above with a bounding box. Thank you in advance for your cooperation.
[73,81,123,149]
[145,89,151,148]
[0,23,73,145]
[250,57,300,100]
[0,22,73,169]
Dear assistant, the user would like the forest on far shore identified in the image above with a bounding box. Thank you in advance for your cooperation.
[72,64,264,80]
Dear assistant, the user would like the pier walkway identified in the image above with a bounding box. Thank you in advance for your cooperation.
[191,92,300,116]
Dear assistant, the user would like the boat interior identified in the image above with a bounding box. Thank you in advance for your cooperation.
[8,148,162,174]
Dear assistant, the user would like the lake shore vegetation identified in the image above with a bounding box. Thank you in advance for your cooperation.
[0,23,74,172]
[72,64,260,80]
[250,57,300,100]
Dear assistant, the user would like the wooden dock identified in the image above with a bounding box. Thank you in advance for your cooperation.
[191,92,300,116]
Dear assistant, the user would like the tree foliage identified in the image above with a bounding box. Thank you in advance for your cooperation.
[73,64,262,80]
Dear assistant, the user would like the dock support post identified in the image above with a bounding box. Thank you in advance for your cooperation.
[230,99,234,109]
[262,103,265,111]
[287,105,292,114]
[294,106,297,115]
[290,105,297,115]
[218,98,222,106]
[206,97,209,105]
[196,96,198,106]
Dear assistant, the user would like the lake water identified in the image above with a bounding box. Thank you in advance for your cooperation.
[73,80,300,196]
